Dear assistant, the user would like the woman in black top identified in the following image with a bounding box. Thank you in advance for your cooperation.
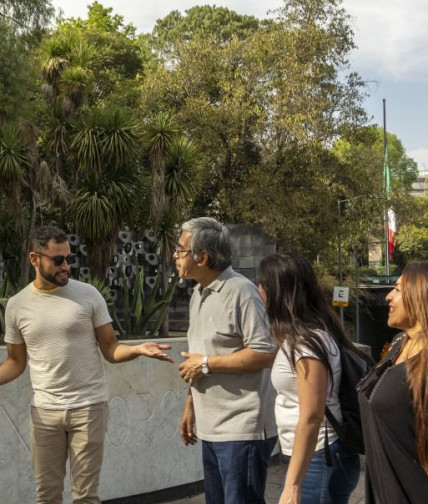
[358,262,428,503]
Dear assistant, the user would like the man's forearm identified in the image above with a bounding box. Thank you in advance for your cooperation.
[0,344,27,385]
[0,358,26,385]
[179,347,276,383]
[104,342,139,363]
[207,348,276,373]
[101,340,173,364]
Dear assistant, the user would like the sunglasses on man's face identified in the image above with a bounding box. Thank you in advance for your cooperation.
[35,252,76,266]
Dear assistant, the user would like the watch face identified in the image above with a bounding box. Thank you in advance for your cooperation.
[201,356,209,375]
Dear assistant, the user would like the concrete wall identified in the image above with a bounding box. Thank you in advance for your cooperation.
[229,224,276,284]
[0,338,203,503]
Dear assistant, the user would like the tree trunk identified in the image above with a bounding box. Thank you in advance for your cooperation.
[151,150,167,232]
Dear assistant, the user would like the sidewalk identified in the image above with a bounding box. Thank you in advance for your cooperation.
[172,456,365,504]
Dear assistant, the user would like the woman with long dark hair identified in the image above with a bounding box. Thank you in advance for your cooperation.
[358,262,428,503]
[258,253,361,504]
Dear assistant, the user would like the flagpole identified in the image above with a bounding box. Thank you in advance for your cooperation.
[383,98,390,276]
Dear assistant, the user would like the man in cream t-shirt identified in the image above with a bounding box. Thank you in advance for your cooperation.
[1,225,172,504]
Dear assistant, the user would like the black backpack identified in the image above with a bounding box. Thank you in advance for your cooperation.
[324,343,374,463]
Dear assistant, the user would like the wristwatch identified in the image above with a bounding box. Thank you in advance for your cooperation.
[201,355,210,376]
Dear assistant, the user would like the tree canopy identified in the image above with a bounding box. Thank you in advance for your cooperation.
[0,0,421,289]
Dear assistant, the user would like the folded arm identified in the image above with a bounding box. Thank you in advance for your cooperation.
[179,347,275,383]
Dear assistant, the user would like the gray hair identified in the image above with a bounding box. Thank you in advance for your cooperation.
[181,217,232,271]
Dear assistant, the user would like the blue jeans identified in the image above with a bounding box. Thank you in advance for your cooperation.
[202,437,278,504]
[282,440,360,504]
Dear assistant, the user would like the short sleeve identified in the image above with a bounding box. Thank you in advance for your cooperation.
[295,331,339,363]
[296,346,319,360]
[239,287,275,353]
[90,286,113,328]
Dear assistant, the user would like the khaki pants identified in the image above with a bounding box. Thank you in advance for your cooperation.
[30,402,109,504]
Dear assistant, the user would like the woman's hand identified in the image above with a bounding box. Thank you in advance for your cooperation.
[279,484,301,504]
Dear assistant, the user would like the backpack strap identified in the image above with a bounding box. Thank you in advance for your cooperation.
[324,419,333,467]
[325,405,341,435]
[324,344,344,467]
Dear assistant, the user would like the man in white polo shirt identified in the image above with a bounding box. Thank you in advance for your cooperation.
[176,217,277,504]
[0,225,172,504]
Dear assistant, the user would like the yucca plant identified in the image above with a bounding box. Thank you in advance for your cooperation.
[165,136,199,211]
[0,122,68,285]
[142,112,179,232]
[133,268,179,337]
[113,266,179,339]
[0,122,30,181]
[69,107,143,278]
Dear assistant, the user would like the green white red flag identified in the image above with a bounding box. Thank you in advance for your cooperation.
[384,144,395,259]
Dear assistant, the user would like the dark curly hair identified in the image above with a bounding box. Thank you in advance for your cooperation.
[29,225,68,252]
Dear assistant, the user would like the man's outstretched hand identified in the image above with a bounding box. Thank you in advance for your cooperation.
[135,342,174,362]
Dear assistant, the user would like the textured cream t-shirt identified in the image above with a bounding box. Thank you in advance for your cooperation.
[5,279,112,409]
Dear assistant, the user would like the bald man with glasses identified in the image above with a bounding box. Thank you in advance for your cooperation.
[0,225,172,504]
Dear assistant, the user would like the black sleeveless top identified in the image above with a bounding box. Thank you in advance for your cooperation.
[357,334,428,503]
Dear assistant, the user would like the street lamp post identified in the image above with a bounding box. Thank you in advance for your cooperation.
[338,199,344,326]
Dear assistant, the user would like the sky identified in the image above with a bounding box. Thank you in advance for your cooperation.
[51,0,428,172]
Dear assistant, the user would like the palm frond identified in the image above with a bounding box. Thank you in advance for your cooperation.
[44,101,69,156]
[60,65,94,110]
[40,32,74,84]
[154,205,178,259]
[68,189,116,239]
[42,55,69,84]
[99,109,143,169]
[165,136,199,206]
[69,171,135,240]
[0,123,30,181]
[142,112,180,153]
[71,108,143,174]
[70,110,103,173]
[73,39,97,69]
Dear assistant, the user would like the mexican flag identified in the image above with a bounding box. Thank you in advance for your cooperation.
[388,209,396,259]
[384,144,395,259]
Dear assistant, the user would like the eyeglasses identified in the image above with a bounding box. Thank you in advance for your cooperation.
[174,247,192,256]
[35,252,76,266]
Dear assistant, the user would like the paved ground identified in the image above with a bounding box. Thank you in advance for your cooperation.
[171,456,365,504]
